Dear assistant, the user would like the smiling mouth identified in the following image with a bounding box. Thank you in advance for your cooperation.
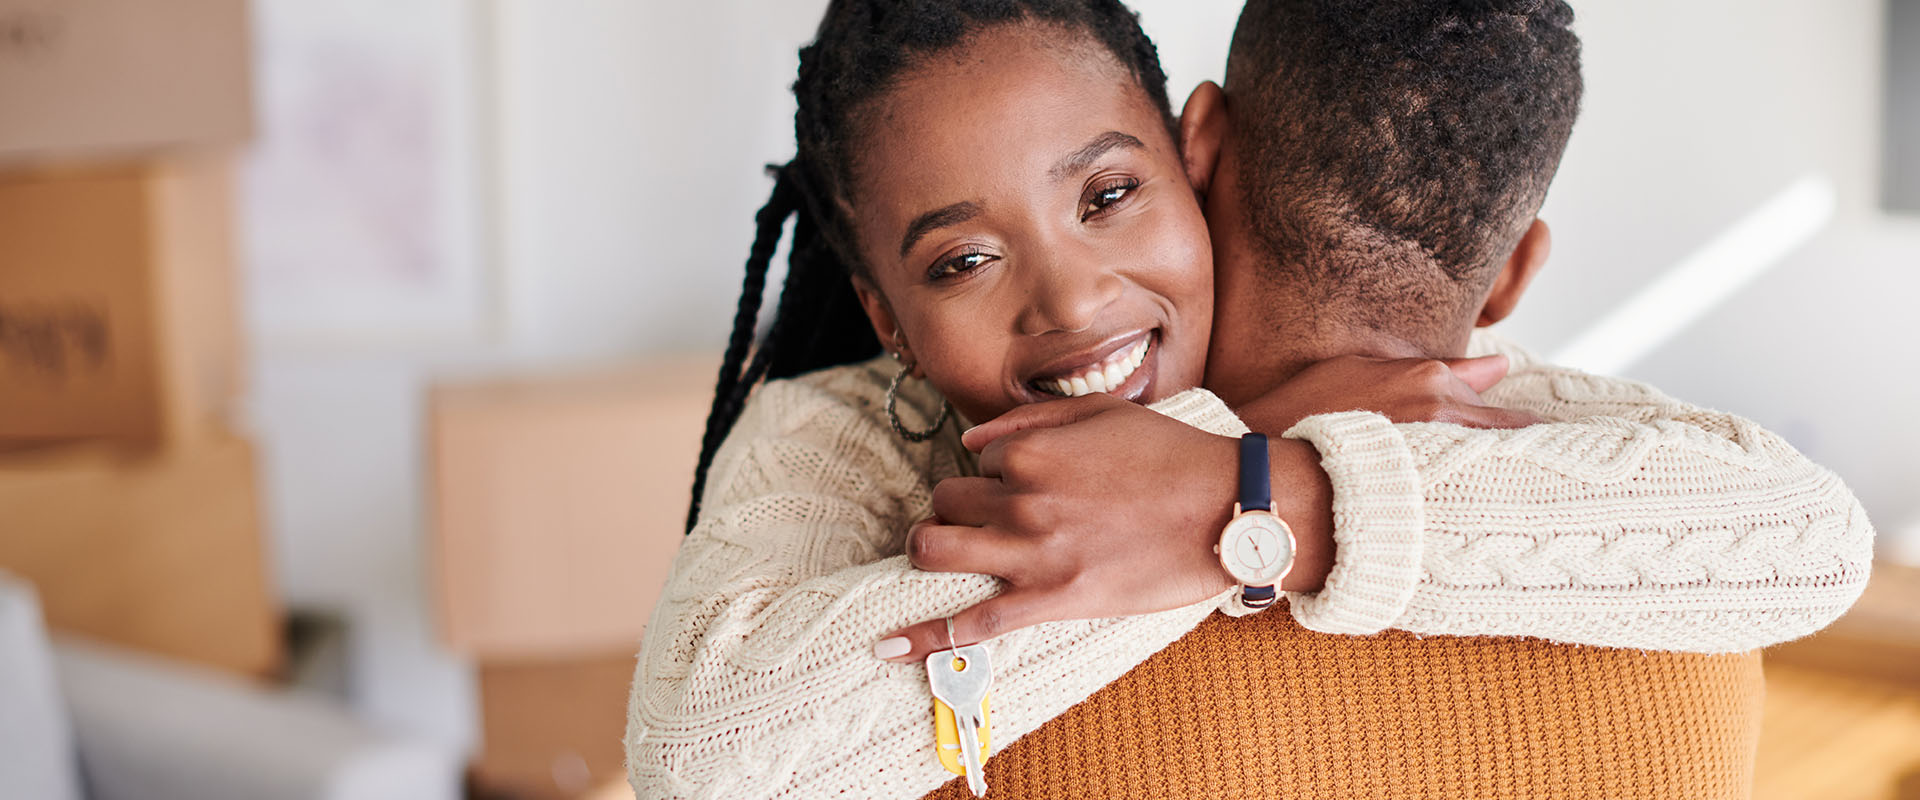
[1031,334,1153,398]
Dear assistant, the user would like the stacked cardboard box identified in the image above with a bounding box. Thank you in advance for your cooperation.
[0,434,277,677]
[0,0,279,681]
[0,159,244,444]
[431,358,717,799]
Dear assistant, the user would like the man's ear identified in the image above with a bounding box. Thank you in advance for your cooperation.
[1476,219,1551,327]
[1179,81,1229,198]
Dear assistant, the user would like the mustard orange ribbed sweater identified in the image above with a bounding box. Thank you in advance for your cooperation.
[922,608,1763,799]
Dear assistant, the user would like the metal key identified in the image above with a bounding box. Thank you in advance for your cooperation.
[927,644,992,797]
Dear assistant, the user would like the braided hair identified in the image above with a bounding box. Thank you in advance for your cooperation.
[688,0,1176,532]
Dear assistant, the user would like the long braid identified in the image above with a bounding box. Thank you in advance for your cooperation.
[764,203,880,381]
[687,0,1175,532]
[687,167,800,532]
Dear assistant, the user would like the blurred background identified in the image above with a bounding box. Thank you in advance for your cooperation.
[1,1,1916,799]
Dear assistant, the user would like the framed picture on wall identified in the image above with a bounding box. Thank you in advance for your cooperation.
[242,0,496,350]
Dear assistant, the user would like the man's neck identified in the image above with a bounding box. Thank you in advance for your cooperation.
[1202,246,1467,408]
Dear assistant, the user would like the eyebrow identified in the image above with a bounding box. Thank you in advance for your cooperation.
[898,201,983,259]
[1049,131,1148,181]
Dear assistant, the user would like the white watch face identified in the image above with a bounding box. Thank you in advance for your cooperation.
[1220,512,1295,585]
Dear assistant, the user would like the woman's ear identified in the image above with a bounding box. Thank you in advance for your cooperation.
[1179,81,1229,198]
[1477,219,1551,327]
[852,276,910,365]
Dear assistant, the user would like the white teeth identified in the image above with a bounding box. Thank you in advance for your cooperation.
[1036,335,1153,398]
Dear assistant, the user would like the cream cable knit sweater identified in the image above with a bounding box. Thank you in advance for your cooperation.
[625,331,1873,799]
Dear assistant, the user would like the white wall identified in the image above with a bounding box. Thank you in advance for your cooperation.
[245,0,1920,759]
[1519,0,1920,540]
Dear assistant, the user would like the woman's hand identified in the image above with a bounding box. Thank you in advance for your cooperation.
[874,395,1245,663]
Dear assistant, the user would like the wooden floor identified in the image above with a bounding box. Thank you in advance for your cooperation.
[1755,664,1920,800]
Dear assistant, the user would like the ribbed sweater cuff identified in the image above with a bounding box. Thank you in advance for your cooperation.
[1282,412,1424,634]
[1148,388,1252,437]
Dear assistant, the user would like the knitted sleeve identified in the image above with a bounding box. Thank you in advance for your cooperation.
[625,366,1225,799]
[1211,331,1873,652]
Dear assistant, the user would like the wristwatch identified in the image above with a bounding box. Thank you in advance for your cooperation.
[1214,433,1296,614]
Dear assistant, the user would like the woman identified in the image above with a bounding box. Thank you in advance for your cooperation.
[627,1,1869,797]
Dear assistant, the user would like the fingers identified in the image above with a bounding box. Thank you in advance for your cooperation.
[1461,406,1547,430]
[905,518,1034,576]
[1443,354,1510,394]
[1439,403,1546,430]
[873,589,1060,663]
[960,394,1123,453]
[929,477,1001,528]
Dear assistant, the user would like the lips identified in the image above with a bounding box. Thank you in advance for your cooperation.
[1029,331,1154,398]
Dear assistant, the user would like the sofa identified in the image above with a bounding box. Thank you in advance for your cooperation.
[0,570,462,800]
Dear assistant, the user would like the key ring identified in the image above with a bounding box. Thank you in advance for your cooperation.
[945,616,959,655]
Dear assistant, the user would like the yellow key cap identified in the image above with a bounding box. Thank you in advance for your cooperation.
[933,688,992,774]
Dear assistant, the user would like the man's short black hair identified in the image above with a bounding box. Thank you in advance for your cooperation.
[1225,0,1582,335]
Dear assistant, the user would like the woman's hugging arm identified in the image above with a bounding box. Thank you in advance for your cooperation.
[1246,330,1872,651]
[877,343,1872,663]
[625,371,1216,799]
[1360,330,1875,651]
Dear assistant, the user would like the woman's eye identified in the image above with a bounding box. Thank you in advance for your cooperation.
[1083,178,1141,219]
[928,250,995,281]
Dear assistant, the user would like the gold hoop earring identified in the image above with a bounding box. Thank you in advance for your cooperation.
[886,362,952,443]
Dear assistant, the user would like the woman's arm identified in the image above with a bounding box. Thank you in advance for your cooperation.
[1188,332,1872,649]
[1353,330,1875,649]
[883,336,1872,659]
[625,370,1221,799]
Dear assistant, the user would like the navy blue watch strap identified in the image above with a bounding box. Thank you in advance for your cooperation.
[1238,433,1271,512]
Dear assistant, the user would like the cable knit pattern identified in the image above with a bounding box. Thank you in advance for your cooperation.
[626,330,1872,799]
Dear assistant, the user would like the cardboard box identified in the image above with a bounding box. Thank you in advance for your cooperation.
[472,653,637,800]
[429,358,716,659]
[0,431,281,678]
[0,0,251,162]
[0,157,245,444]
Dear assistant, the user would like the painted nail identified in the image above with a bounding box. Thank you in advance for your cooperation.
[873,636,912,660]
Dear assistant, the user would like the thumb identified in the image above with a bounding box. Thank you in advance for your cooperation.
[1444,354,1510,394]
[872,590,1051,663]
[961,394,1123,453]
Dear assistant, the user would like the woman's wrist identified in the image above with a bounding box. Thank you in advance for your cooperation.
[1269,437,1335,594]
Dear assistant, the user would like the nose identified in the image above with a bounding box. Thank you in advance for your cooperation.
[1013,248,1124,336]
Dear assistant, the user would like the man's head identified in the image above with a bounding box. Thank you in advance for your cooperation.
[1182,0,1581,380]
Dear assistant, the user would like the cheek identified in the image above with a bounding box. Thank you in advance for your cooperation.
[897,305,1020,424]
[1134,201,1216,362]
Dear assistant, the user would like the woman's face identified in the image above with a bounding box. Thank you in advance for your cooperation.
[845,24,1213,426]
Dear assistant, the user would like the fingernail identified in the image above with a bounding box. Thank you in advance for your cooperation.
[873,636,911,660]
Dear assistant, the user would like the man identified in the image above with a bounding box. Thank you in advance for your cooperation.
[895,0,1871,796]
